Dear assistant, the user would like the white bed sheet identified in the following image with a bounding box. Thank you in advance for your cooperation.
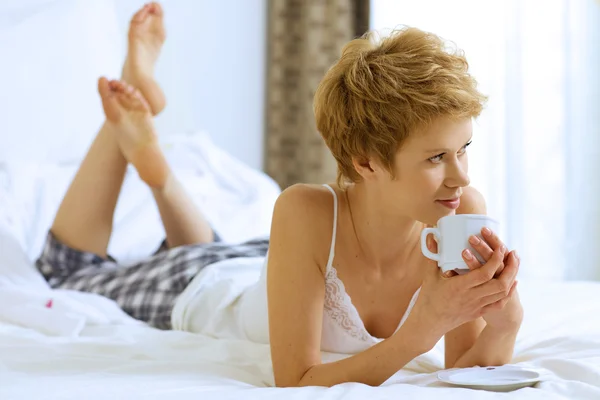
[0,275,599,399]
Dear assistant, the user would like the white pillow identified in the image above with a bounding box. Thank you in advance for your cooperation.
[0,0,124,164]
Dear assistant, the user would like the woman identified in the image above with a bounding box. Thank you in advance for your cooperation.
[38,2,522,388]
[266,28,523,387]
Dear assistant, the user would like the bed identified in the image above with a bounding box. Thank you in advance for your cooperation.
[1,1,599,399]
[1,133,599,400]
[1,247,600,399]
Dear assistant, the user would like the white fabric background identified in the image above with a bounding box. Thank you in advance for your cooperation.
[0,0,123,164]
[0,0,267,169]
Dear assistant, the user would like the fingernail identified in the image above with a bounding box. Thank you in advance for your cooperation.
[468,235,480,245]
[513,250,519,260]
[482,227,492,236]
[463,249,473,260]
[501,245,507,254]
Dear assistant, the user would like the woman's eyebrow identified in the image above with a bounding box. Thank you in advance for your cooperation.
[424,136,473,153]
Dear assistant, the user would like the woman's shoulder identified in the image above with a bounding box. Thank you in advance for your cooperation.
[457,186,487,214]
[274,183,338,218]
[270,184,338,269]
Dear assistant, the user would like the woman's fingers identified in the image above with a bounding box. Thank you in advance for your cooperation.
[468,234,493,262]
[473,251,519,297]
[462,248,482,270]
[478,285,509,307]
[481,281,518,313]
[478,279,517,308]
[481,227,506,253]
[496,249,519,277]
[426,231,438,253]
[461,246,505,287]
[470,228,508,277]
[442,269,459,278]
[481,293,511,312]
[508,279,518,297]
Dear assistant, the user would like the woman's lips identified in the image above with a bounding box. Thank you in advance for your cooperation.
[436,198,461,209]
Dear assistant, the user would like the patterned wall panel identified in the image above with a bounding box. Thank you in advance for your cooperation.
[265,0,369,189]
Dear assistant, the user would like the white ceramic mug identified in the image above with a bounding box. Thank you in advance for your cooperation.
[420,214,500,274]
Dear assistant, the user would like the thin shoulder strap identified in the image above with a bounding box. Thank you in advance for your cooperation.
[322,184,338,272]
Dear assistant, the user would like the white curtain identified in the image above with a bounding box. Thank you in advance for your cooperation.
[371,0,600,281]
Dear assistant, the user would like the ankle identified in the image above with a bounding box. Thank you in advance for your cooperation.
[132,143,171,189]
[149,168,174,194]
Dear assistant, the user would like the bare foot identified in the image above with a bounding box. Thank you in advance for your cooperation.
[122,2,166,116]
[98,77,170,188]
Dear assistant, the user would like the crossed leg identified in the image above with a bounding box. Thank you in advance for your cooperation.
[50,2,214,258]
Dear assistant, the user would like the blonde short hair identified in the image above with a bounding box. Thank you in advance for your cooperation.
[314,27,487,186]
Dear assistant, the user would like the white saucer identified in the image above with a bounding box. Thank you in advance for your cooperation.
[437,365,542,392]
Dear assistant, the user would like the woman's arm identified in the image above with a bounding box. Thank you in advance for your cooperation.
[444,319,486,368]
[452,229,523,367]
[297,319,436,387]
[445,186,522,368]
[446,291,520,369]
[451,323,520,368]
[151,172,215,248]
[444,185,488,367]
[267,185,439,387]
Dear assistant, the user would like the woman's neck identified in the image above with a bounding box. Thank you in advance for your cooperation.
[345,183,423,271]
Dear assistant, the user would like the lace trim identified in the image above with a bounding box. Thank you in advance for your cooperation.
[323,265,371,342]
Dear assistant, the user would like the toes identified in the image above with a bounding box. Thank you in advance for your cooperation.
[98,77,121,122]
[132,4,151,23]
[116,84,151,113]
[97,77,111,97]
[108,79,128,93]
[123,81,136,95]
[115,84,136,108]
[130,89,152,112]
[131,2,163,25]
[99,78,152,122]
[148,2,163,16]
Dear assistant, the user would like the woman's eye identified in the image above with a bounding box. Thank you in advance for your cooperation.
[459,141,473,154]
[428,154,443,163]
[428,141,471,163]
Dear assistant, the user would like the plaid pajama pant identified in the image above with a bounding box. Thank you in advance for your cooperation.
[35,231,269,329]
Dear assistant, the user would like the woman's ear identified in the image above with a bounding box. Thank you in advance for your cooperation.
[351,156,380,181]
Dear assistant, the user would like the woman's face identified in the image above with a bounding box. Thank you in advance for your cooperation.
[372,116,473,226]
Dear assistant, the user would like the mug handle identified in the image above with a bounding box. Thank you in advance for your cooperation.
[420,227,441,262]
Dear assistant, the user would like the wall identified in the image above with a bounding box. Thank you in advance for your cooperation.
[114,0,267,170]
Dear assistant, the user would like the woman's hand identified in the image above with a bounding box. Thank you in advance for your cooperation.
[408,234,520,338]
[462,228,524,331]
